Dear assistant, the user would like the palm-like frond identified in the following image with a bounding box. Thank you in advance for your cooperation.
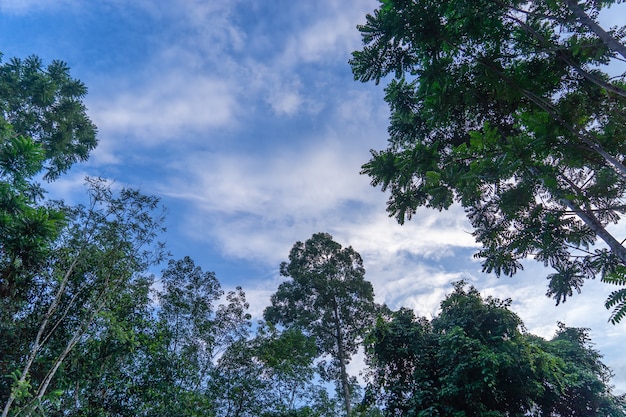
[602,266,626,324]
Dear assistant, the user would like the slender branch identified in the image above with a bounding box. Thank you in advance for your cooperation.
[1,255,80,417]
[40,282,90,348]
[561,197,626,264]
[564,0,626,60]
[506,13,626,99]
[32,290,109,407]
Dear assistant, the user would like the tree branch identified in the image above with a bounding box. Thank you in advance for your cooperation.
[565,0,626,61]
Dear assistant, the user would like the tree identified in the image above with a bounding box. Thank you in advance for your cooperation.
[143,257,252,416]
[1,178,166,417]
[0,54,97,179]
[0,53,98,306]
[350,0,626,318]
[157,256,227,393]
[209,323,336,417]
[264,233,378,416]
[363,282,626,416]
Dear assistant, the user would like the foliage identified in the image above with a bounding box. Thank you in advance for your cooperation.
[0,121,64,300]
[363,282,626,416]
[602,266,626,324]
[149,257,252,416]
[0,54,97,179]
[264,232,379,416]
[351,0,626,317]
[1,178,166,417]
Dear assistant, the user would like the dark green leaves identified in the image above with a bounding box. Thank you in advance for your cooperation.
[602,267,626,324]
[364,282,626,416]
[0,55,97,179]
[351,0,626,315]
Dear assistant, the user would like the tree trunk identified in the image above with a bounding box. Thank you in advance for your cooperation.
[332,299,351,416]
[562,197,626,265]
[1,256,80,417]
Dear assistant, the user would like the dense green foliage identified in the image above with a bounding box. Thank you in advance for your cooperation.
[1,178,167,416]
[350,0,626,318]
[363,282,626,416]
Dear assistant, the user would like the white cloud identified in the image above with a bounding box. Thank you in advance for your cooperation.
[86,133,122,166]
[266,82,304,116]
[163,138,373,217]
[159,153,371,265]
[347,206,478,260]
[89,74,237,142]
[277,0,377,66]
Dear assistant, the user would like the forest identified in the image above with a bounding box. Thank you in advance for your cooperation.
[2,0,626,415]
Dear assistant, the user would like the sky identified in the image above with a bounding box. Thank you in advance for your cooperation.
[1,0,625,392]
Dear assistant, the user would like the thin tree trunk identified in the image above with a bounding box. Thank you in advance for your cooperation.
[332,299,351,416]
[530,165,626,266]
[32,291,108,407]
[556,175,626,265]
[1,256,80,417]
[564,198,626,264]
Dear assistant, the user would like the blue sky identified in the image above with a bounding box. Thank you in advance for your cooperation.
[1,0,625,391]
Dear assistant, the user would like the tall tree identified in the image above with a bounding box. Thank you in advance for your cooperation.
[351,0,626,318]
[264,233,378,416]
[145,256,252,416]
[157,256,226,393]
[363,282,626,416]
[1,53,99,360]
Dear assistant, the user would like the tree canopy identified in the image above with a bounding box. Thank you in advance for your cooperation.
[0,54,97,179]
[363,282,626,416]
[350,0,626,319]
[265,232,379,416]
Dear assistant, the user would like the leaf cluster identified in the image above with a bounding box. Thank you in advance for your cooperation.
[363,281,626,416]
[0,54,97,179]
